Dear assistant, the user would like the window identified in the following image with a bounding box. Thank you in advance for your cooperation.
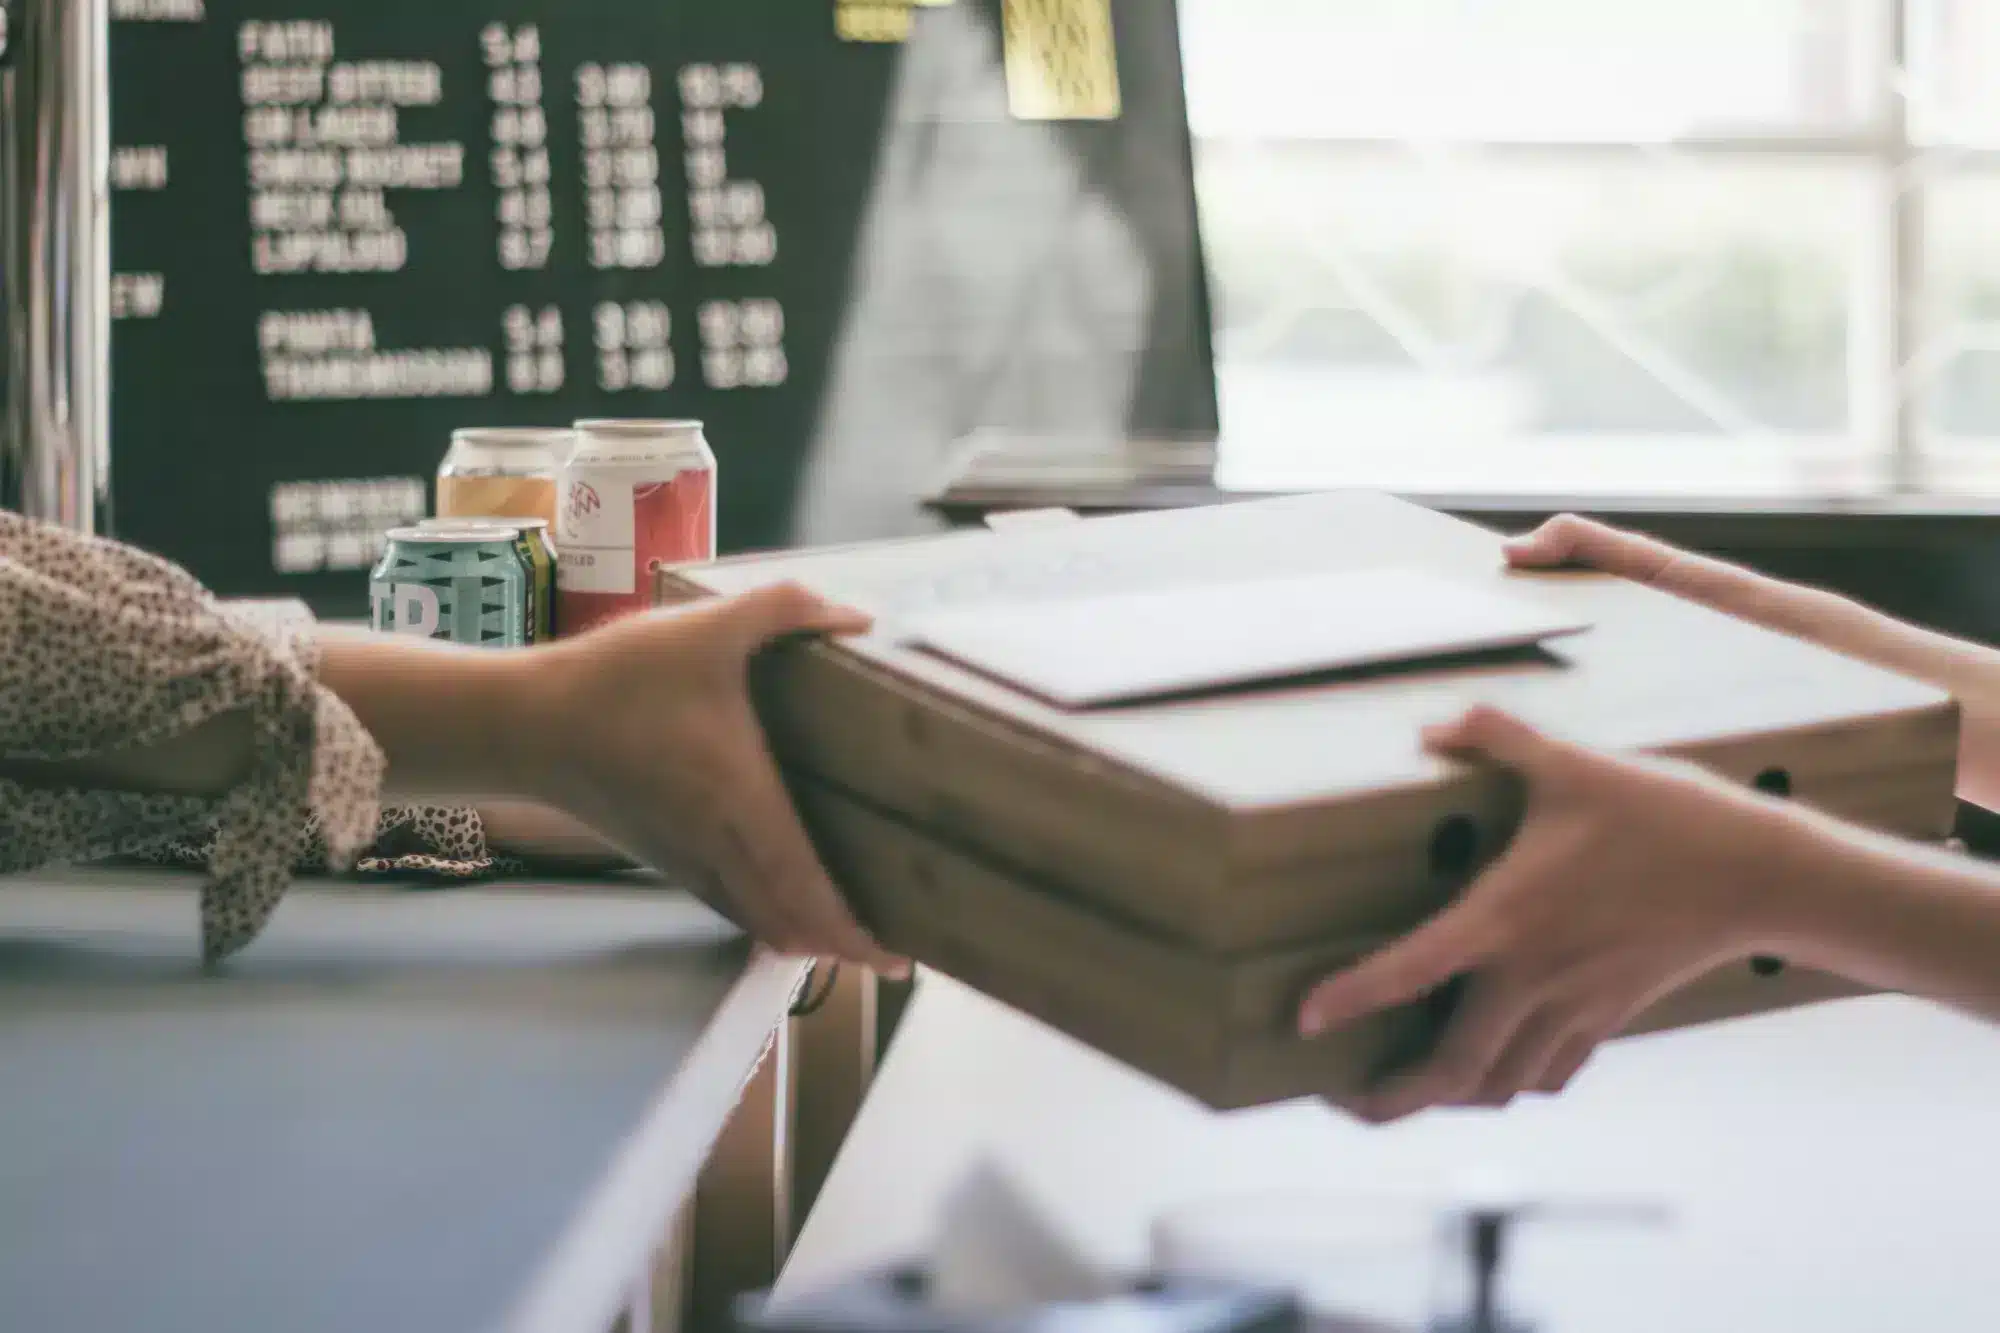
[1179,0,2000,499]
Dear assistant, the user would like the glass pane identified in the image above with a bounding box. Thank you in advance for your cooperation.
[1179,0,1884,143]
[1920,177,2000,466]
[1908,1,2000,147]
[1198,147,1870,492]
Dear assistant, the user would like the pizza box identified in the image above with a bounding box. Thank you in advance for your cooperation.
[790,777,1869,1109]
[656,491,1958,1107]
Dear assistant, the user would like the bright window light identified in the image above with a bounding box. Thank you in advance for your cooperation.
[1181,0,2000,499]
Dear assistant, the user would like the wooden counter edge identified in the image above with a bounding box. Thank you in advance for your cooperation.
[502,951,808,1333]
[788,965,881,1236]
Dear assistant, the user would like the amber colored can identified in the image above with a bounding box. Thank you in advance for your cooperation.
[435,427,571,530]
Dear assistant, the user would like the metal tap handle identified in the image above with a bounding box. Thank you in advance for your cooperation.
[1430,1195,1676,1333]
[0,0,112,532]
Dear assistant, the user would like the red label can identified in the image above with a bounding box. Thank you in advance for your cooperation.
[555,419,717,637]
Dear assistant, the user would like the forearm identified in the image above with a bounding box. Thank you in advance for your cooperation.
[4,628,539,804]
[313,628,550,802]
[1769,813,2000,1024]
[11,629,627,867]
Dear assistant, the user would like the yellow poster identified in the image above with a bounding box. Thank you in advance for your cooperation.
[835,2,914,43]
[836,0,953,44]
[1001,0,1122,121]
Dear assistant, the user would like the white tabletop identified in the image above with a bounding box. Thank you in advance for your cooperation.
[779,973,2000,1331]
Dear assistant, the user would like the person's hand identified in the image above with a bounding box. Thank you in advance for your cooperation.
[1297,705,1824,1124]
[529,584,908,976]
[1505,514,2000,808]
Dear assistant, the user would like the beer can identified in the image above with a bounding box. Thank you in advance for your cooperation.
[435,427,571,530]
[556,418,717,637]
[416,515,557,642]
[370,526,533,647]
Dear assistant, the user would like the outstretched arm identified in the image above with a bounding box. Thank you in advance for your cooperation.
[1507,515,2000,808]
[0,511,900,971]
[1300,707,2000,1124]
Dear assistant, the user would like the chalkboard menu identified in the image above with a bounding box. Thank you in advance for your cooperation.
[108,0,1217,615]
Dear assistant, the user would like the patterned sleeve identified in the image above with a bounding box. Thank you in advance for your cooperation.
[0,512,384,961]
[137,803,527,883]
[150,597,528,883]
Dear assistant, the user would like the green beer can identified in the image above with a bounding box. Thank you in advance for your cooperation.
[415,515,556,642]
[371,526,532,647]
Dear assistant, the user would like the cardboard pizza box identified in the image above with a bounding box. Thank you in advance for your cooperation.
[661,491,1958,942]
[789,778,1867,1109]
[656,491,1956,1106]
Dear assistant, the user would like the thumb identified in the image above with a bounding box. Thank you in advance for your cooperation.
[722,582,872,654]
[1500,514,1598,568]
[1422,705,1576,783]
[1503,514,1675,584]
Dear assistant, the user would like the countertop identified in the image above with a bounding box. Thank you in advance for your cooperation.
[0,867,803,1333]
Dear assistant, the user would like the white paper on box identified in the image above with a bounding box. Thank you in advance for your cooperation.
[902,567,1593,708]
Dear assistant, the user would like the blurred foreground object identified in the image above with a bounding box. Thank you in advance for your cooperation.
[740,1161,1301,1332]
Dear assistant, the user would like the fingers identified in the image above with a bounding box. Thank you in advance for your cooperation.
[1399,982,1633,1118]
[1535,1033,1600,1095]
[1530,986,1661,1096]
[1299,782,1574,1041]
[1475,1008,1586,1106]
[1420,704,1577,781]
[705,705,910,977]
[722,582,872,655]
[701,829,818,955]
[1363,987,1622,1121]
[1504,516,1760,616]
[1504,515,1870,648]
[671,588,898,973]
[1359,974,1543,1122]
[1299,899,1501,1038]
[709,820,911,981]
[1502,514,1680,582]
[1503,514,1773,622]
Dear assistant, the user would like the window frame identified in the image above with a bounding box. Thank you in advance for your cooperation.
[1187,0,2000,503]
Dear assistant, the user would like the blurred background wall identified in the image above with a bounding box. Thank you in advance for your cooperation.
[90,0,2000,640]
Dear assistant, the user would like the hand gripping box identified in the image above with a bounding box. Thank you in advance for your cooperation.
[657,492,1959,1109]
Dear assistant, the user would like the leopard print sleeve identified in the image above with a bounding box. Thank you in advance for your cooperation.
[139,803,528,883]
[146,602,524,884]
[0,513,385,961]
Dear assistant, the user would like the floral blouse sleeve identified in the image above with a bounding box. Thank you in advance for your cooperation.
[0,513,512,962]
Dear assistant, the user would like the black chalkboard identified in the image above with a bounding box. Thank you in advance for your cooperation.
[108,0,1216,616]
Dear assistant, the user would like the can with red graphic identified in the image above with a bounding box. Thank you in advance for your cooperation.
[555,419,717,637]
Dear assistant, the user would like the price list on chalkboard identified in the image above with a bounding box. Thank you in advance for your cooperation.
[107,0,1215,613]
